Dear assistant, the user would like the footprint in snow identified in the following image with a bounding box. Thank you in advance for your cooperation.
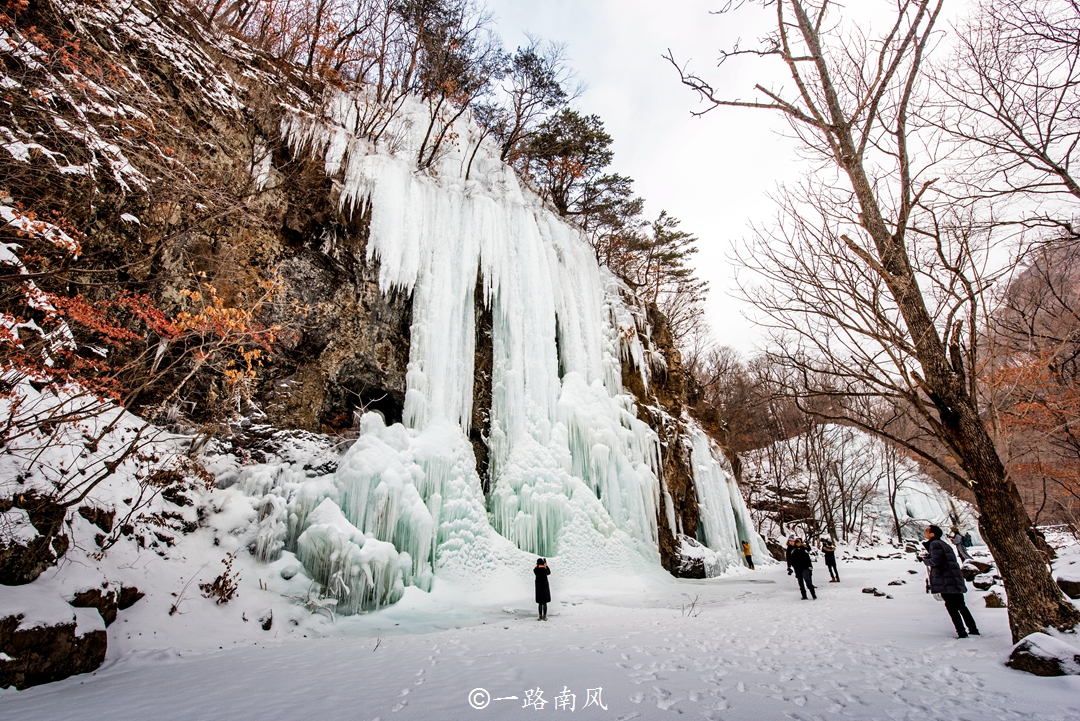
[652,686,682,711]
[391,699,407,712]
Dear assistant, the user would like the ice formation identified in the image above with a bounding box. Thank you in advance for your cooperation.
[226,93,766,613]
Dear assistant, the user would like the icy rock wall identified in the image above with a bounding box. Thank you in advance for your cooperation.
[690,430,771,573]
[234,92,763,611]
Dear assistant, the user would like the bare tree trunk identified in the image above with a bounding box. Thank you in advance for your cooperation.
[669,0,1080,641]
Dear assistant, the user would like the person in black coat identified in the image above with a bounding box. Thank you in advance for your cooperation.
[534,558,551,621]
[821,538,839,582]
[922,525,979,638]
[789,538,817,600]
[785,536,797,575]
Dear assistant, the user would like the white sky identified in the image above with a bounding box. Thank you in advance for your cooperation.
[485,1,976,355]
[484,0,802,354]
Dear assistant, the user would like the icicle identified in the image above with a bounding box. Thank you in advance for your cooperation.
[265,90,760,603]
[295,498,406,615]
[690,429,770,574]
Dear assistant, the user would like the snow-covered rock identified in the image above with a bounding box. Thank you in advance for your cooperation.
[1007,633,1080,677]
[1053,545,1080,599]
[0,583,107,689]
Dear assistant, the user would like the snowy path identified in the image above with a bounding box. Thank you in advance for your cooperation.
[3,557,1078,720]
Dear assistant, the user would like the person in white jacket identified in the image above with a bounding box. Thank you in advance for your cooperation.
[950,526,972,562]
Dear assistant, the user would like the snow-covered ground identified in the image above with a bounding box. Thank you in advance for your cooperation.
[4,554,1078,721]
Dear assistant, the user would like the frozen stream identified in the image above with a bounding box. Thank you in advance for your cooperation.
[4,556,1078,720]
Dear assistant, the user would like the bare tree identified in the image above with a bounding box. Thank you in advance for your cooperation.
[880,436,915,542]
[668,0,1079,640]
[935,0,1080,218]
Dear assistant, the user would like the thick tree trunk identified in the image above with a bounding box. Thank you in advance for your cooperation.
[845,153,1080,642]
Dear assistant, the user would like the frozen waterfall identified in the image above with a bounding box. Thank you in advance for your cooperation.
[228,94,768,613]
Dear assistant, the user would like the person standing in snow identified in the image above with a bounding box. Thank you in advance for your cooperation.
[950,526,973,562]
[742,540,755,570]
[922,525,979,638]
[535,558,551,621]
[821,538,839,582]
[789,538,817,600]
[785,536,797,576]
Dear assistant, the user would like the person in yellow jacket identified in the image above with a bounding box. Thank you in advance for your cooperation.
[741,540,755,570]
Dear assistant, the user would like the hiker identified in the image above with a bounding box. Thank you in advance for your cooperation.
[785,536,797,575]
[922,525,979,638]
[950,526,972,562]
[821,538,839,582]
[789,538,817,600]
[741,540,755,570]
[534,557,551,621]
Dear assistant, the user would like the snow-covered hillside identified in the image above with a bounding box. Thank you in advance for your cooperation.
[740,424,978,544]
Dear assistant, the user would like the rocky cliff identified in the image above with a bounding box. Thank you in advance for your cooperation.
[0,0,766,689]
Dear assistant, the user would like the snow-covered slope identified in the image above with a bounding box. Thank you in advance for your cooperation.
[741,425,978,543]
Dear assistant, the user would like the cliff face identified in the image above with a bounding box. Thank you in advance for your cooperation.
[3,0,763,592]
[4,0,412,436]
[621,302,715,577]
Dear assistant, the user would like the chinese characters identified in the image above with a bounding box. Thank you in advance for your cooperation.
[467,686,607,711]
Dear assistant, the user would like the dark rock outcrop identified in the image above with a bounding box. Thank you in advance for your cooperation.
[0,493,68,585]
[620,303,702,577]
[117,585,145,610]
[0,610,107,690]
[77,506,115,533]
[765,539,786,562]
[471,273,494,493]
[1057,578,1080,600]
[68,586,119,627]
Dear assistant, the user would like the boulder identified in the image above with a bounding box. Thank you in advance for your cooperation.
[961,562,986,582]
[1057,578,1080,600]
[973,573,995,591]
[984,590,1007,608]
[77,505,115,533]
[1053,549,1080,600]
[68,585,119,627]
[0,498,68,585]
[968,560,993,574]
[0,587,107,689]
[117,585,145,610]
[1007,633,1080,677]
[862,587,877,594]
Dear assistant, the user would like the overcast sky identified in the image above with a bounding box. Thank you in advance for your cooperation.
[484,1,976,355]
[484,0,801,354]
